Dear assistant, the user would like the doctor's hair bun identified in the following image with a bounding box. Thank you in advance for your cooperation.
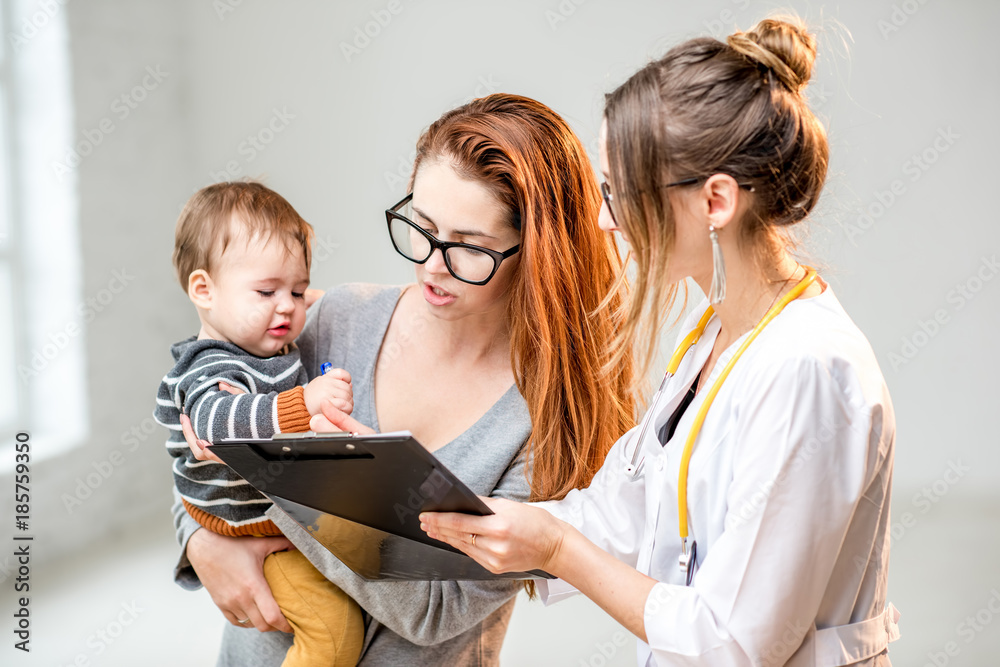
[726,16,817,95]
[602,12,830,380]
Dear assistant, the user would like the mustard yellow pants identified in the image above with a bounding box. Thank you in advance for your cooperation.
[263,549,364,667]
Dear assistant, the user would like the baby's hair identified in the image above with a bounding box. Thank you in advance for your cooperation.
[172,181,314,291]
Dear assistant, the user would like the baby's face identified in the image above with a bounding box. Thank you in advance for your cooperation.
[204,234,310,357]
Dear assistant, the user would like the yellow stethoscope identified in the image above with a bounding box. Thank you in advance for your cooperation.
[624,267,818,585]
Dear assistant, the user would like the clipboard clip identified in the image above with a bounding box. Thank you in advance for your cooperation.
[273,431,359,440]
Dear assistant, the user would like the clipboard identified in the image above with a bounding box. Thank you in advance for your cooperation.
[210,431,553,581]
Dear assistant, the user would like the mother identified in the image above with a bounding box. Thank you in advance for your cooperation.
[174,93,635,665]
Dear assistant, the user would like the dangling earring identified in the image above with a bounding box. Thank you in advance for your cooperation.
[709,225,726,305]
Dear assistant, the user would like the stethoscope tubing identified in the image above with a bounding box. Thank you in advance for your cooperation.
[621,268,819,578]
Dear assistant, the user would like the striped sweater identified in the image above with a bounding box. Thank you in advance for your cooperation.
[154,336,312,536]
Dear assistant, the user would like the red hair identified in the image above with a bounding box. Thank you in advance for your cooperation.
[412,94,635,500]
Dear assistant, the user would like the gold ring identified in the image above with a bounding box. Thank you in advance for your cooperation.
[237,618,251,625]
[470,533,477,547]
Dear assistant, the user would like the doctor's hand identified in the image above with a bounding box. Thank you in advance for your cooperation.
[186,528,294,634]
[310,399,376,435]
[420,497,571,576]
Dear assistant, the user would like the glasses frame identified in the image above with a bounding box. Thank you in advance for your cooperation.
[385,193,521,286]
[600,176,756,227]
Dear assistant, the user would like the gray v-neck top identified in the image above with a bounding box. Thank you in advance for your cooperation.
[172,283,533,667]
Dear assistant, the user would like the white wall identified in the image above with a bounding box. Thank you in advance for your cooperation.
[178,0,1000,497]
[1,0,997,665]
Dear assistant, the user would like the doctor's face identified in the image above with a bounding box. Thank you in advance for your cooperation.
[598,120,626,241]
[598,119,710,286]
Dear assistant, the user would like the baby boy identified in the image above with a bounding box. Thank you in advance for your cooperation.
[154,181,362,667]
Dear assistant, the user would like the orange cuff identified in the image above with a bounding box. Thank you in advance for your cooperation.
[183,498,283,537]
[277,386,311,433]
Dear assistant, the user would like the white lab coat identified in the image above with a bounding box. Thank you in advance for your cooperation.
[536,287,899,666]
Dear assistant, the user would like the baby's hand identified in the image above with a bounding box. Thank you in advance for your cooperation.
[302,368,353,417]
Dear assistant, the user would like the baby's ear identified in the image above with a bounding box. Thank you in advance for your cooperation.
[187,269,213,310]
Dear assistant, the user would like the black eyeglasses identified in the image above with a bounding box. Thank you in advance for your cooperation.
[385,193,521,286]
[600,176,755,227]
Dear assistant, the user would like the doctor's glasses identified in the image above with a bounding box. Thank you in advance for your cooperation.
[600,176,755,227]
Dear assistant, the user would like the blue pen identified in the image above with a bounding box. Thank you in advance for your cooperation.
[319,361,357,435]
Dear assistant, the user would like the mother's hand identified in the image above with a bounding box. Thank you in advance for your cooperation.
[304,288,325,308]
[420,497,569,576]
[186,528,294,633]
[180,413,225,464]
[180,382,244,463]
[310,399,376,435]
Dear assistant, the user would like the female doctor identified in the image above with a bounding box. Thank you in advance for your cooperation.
[416,16,900,667]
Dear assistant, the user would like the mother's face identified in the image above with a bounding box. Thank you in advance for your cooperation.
[406,160,521,322]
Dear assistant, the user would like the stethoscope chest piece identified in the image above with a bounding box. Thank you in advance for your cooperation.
[679,538,698,586]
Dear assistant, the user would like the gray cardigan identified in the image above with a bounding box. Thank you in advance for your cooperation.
[172,283,533,666]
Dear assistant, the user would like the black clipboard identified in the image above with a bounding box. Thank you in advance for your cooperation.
[210,431,553,581]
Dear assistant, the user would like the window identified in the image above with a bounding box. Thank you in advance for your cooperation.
[2,0,87,463]
[0,0,20,441]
